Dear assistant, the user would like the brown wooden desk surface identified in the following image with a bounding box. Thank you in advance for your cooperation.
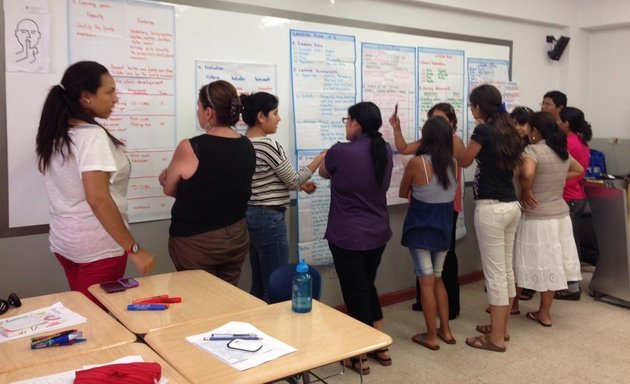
[0,343,190,383]
[0,291,135,374]
[88,270,267,335]
[144,300,393,384]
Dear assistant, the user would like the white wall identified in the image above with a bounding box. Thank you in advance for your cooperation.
[580,0,630,140]
[587,27,630,139]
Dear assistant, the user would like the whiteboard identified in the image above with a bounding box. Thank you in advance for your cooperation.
[1,0,510,236]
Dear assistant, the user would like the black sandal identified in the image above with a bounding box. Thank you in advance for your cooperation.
[519,289,535,301]
[367,348,392,366]
[341,356,370,375]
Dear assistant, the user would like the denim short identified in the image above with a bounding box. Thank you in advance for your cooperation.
[409,248,448,277]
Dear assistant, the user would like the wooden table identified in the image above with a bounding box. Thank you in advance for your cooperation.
[88,270,267,335]
[0,343,190,383]
[144,300,393,384]
[0,291,135,374]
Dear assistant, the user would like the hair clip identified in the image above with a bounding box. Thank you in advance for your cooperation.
[205,85,215,109]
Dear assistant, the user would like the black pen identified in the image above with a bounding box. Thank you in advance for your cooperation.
[203,333,261,341]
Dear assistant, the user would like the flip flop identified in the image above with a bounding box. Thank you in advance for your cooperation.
[465,335,506,352]
[485,306,520,315]
[411,333,440,351]
[437,332,456,345]
[526,311,552,327]
[341,356,370,375]
[367,348,392,366]
[519,289,535,301]
[475,324,510,341]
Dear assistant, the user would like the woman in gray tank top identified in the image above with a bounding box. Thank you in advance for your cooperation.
[400,117,457,350]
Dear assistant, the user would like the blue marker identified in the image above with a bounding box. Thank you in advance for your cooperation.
[31,331,85,349]
[127,304,169,311]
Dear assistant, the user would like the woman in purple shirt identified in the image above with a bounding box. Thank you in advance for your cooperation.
[320,101,393,375]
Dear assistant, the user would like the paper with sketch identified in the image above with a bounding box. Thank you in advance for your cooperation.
[187,321,296,371]
[0,301,87,343]
[11,355,169,384]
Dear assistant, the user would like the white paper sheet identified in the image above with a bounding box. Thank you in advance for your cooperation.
[187,321,296,371]
[4,0,50,73]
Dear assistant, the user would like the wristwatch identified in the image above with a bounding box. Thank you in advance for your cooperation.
[126,243,140,256]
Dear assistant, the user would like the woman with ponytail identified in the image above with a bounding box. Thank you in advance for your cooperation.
[319,101,393,375]
[513,111,584,326]
[36,61,155,309]
[240,91,325,301]
[457,84,522,352]
[554,106,597,300]
[159,80,255,285]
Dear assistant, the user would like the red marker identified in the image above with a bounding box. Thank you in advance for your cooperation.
[132,294,168,304]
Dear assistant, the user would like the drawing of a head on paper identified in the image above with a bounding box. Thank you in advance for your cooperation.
[15,18,41,64]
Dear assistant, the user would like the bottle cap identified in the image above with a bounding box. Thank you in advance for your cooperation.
[296,259,309,273]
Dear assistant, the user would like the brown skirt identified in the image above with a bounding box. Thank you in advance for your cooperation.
[168,218,249,286]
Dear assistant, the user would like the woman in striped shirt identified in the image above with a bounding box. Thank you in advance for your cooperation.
[241,92,325,302]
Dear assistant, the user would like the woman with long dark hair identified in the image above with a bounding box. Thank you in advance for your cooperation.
[240,91,324,301]
[36,61,155,308]
[391,102,465,319]
[458,84,522,352]
[514,112,583,325]
[400,117,457,350]
[320,101,393,374]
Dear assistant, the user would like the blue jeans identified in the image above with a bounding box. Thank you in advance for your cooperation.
[246,205,289,302]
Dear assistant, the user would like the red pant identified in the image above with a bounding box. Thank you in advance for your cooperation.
[55,253,127,311]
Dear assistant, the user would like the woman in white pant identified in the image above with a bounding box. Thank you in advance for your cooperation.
[458,84,523,352]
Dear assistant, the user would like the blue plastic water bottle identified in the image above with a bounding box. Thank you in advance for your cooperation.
[292,259,312,313]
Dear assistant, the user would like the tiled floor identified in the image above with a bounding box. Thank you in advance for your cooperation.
[307,271,630,384]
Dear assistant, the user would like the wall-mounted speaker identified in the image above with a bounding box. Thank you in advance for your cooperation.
[548,36,570,61]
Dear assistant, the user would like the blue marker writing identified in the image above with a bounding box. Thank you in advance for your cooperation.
[127,304,169,311]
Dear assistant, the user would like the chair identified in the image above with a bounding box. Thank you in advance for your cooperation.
[268,263,327,384]
[268,263,322,304]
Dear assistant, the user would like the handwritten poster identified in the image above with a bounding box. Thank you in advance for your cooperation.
[361,43,416,206]
[194,61,277,134]
[387,153,413,205]
[296,151,333,266]
[361,43,416,150]
[466,58,510,142]
[418,47,465,138]
[290,30,356,150]
[69,0,176,222]
[502,81,521,113]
